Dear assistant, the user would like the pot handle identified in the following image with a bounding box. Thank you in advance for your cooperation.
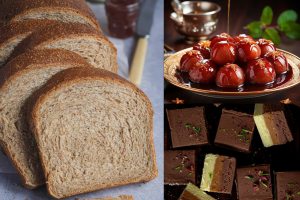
[170,12,183,26]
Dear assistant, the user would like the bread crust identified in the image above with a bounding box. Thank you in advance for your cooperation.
[0,49,93,189]
[27,67,158,199]
[0,49,93,90]
[0,146,6,155]
[75,195,134,200]
[0,140,41,189]
[7,22,118,74]
[0,19,58,48]
[0,0,101,31]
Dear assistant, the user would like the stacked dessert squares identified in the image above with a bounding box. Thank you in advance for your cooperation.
[164,104,299,200]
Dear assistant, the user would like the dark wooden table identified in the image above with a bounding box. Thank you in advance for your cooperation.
[164,0,300,104]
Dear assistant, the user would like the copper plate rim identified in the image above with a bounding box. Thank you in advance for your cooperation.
[164,48,300,96]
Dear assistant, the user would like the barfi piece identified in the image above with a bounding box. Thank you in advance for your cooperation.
[254,104,293,147]
[167,107,209,148]
[236,164,272,200]
[200,154,236,194]
[275,171,300,200]
[179,182,216,200]
[214,109,255,153]
[164,150,197,185]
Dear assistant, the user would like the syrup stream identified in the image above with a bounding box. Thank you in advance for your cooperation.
[227,0,230,34]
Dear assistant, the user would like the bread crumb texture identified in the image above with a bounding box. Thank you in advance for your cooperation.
[29,68,157,198]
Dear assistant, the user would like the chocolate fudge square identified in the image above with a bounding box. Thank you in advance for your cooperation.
[164,150,197,185]
[179,183,216,200]
[214,109,255,153]
[167,107,209,148]
[254,103,293,147]
[200,154,236,194]
[236,164,273,200]
[275,171,300,200]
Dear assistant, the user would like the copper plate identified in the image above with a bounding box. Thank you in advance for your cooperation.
[164,48,300,98]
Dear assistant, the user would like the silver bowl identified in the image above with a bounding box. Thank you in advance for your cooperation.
[170,1,221,43]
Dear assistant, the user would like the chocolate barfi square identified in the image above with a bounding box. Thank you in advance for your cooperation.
[275,171,300,200]
[179,182,216,200]
[200,154,236,194]
[214,109,255,153]
[164,150,197,185]
[236,164,272,200]
[167,107,209,148]
[254,103,293,147]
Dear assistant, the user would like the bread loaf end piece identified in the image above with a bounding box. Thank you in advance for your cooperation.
[27,67,157,198]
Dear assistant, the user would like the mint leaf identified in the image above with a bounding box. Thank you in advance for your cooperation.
[279,21,300,39]
[260,6,273,25]
[278,23,291,32]
[263,28,280,46]
[247,21,263,38]
[278,10,298,25]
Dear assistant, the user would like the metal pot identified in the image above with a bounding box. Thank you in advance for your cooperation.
[170,1,221,43]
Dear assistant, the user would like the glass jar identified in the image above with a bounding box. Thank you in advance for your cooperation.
[105,0,140,39]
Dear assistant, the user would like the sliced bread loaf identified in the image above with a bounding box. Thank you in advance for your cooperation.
[0,19,60,69]
[0,49,93,189]
[75,195,134,200]
[27,67,158,199]
[7,22,118,74]
[0,0,101,31]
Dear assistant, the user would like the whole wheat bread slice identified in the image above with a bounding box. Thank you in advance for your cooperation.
[75,195,134,200]
[7,22,118,74]
[0,49,93,189]
[27,67,158,199]
[0,0,101,31]
[0,19,60,69]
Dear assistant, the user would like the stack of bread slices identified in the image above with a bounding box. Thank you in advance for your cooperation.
[0,0,157,199]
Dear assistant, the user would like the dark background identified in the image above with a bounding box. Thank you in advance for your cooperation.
[164,0,300,104]
[164,0,300,54]
[164,104,300,200]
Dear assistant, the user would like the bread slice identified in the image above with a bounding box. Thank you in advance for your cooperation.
[7,22,118,74]
[27,67,158,199]
[75,195,134,200]
[0,0,101,31]
[0,19,60,69]
[0,49,92,189]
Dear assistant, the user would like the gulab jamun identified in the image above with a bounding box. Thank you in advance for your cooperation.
[210,33,235,48]
[245,58,276,84]
[264,51,288,74]
[237,38,261,62]
[257,39,276,57]
[193,40,211,59]
[189,59,217,83]
[233,34,255,43]
[180,50,203,72]
[211,41,237,65]
[216,64,245,88]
